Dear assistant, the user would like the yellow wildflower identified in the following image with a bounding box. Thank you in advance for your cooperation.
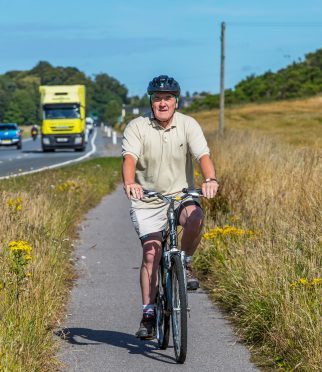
[203,225,256,240]
[7,196,23,212]
[8,240,33,254]
[56,179,81,192]
[310,278,322,286]
[299,278,308,285]
[290,277,322,289]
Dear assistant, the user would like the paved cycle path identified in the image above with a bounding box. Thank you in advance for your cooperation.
[59,185,257,372]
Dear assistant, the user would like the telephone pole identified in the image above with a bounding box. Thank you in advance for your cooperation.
[219,21,225,136]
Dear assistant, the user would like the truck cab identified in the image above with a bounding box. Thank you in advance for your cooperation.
[39,85,86,152]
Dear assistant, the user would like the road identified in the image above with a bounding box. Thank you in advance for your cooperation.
[0,129,120,179]
[58,185,257,371]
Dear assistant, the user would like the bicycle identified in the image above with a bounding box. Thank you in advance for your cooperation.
[143,187,203,364]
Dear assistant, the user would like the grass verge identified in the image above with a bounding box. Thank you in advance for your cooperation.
[0,157,121,371]
[194,96,322,149]
[193,130,321,370]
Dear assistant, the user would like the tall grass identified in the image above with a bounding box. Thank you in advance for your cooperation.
[194,130,321,369]
[194,96,322,149]
[0,157,121,371]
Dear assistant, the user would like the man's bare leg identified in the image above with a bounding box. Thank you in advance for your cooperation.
[179,204,203,290]
[136,233,163,339]
[140,232,162,305]
[179,205,204,255]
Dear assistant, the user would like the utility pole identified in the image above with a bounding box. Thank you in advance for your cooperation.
[219,22,225,136]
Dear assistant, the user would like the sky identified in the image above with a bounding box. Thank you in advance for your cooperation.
[0,0,321,97]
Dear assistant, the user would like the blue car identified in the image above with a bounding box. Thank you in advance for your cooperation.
[0,123,22,149]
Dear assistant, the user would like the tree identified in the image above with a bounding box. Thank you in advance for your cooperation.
[104,99,122,125]
[4,90,38,125]
[0,61,130,125]
[93,73,128,103]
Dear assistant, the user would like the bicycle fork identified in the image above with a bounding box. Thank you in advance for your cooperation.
[162,249,191,315]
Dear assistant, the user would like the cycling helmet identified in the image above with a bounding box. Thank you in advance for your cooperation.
[147,75,181,97]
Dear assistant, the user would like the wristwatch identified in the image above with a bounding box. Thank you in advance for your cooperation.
[205,178,218,183]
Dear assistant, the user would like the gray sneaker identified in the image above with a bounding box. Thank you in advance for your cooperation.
[135,314,156,340]
[186,264,199,290]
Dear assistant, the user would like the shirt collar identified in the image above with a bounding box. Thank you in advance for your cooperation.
[149,111,177,130]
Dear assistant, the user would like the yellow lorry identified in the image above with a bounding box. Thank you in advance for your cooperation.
[39,85,86,152]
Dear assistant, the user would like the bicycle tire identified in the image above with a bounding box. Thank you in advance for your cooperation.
[171,254,188,364]
[156,266,170,349]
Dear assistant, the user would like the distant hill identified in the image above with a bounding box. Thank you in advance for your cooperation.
[187,48,322,112]
[0,61,128,126]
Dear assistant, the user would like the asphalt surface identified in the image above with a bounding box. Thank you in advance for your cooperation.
[0,129,119,178]
[58,185,258,371]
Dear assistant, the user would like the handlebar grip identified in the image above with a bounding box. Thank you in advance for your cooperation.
[182,188,203,195]
[143,189,160,198]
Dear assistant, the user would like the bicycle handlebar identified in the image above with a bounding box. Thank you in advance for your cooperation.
[143,188,203,203]
[181,188,203,196]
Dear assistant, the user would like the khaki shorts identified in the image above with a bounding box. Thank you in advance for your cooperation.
[130,199,200,239]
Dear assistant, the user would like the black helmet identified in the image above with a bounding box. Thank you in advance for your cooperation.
[147,75,181,96]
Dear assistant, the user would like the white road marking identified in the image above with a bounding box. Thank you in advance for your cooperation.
[0,130,97,180]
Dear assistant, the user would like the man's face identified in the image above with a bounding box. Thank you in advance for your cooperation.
[151,93,177,123]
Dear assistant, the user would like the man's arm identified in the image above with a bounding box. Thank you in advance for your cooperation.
[199,154,219,198]
[122,154,143,199]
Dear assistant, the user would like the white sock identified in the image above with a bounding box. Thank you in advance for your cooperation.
[142,304,155,316]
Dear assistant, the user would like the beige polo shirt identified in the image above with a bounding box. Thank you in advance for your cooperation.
[122,111,210,208]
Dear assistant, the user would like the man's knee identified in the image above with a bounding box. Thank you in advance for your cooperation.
[180,206,204,229]
[190,207,204,225]
[141,233,162,265]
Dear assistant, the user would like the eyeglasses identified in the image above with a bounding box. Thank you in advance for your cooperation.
[151,94,176,103]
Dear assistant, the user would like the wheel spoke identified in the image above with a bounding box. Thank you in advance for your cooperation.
[171,255,187,363]
[156,266,170,349]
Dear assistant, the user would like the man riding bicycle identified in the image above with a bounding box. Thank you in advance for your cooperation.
[122,75,218,340]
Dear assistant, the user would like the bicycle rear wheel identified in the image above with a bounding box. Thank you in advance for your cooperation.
[156,265,170,349]
[171,254,187,363]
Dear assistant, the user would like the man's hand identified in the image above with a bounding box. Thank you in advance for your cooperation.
[201,180,219,199]
[124,183,144,200]
[199,155,218,198]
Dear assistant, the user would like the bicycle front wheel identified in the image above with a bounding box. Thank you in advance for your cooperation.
[171,254,187,364]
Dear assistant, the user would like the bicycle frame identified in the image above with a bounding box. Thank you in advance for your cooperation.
[143,191,193,288]
[162,197,187,291]
[157,197,188,327]
[144,189,202,362]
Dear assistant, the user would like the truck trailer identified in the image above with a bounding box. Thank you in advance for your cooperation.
[39,85,86,152]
